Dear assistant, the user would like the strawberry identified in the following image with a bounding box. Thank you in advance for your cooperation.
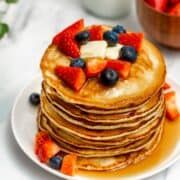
[89,25,103,41]
[52,19,84,45]
[165,91,179,121]
[169,0,180,6]
[169,2,180,16]
[106,60,131,79]
[35,131,50,155]
[60,154,77,176]
[163,82,171,90]
[55,66,86,91]
[145,0,168,11]
[85,59,107,78]
[119,33,144,51]
[37,140,60,163]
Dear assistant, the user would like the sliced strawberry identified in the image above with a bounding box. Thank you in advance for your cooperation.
[52,19,84,45]
[145,0,168,11]
[163,82,171,90]
[119,33,144,51]
[169,2,180,16]
[60,154,77,176]
[106,60,131,79]
[165,91,179,121]
[55,66,86,91]
[89,25,103,41]
[37,140,60,163]
[35,131,50,155]
[85,59,107,78]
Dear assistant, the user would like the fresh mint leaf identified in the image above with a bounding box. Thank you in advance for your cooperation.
[5,0,18,3]
[0,23,9,39]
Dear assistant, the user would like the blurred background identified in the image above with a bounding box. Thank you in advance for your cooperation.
[0,0,179,179]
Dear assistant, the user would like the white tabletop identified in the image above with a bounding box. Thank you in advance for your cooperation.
[0,0,179,179]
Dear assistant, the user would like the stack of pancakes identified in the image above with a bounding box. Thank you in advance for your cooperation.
[38,27,166,171]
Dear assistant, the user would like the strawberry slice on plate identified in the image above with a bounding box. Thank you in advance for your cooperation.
[89,25,104,41]
[165,91,179,121]
[169,2,180,16]
[106,60,131,79]
[85,59,107,78]
[145,0,168,11]
[52,19,84,45]
[119,33,144,51]
[55,66,86,91]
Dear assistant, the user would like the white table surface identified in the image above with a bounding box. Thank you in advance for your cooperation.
[0,0,179,179]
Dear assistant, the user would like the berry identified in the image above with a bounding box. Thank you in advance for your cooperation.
[89,25,103,41]
[55,66,86,91]
[60,154,77,176]
[49,156,63,169]
[169,2,180,16]
[119,33,143,51]
[163,82,171,90]
[29,93,40,106]
[165,91,179,120]
[70,58,86,68]
[112,25,126,34]
[145,0,168,12]
[75,31,90,45]
[106,60,131,79]
[52,19,84,45]
[85,59,107,78]
[119,46,137,63]
[100,68,119,86]
[103,31,118,46]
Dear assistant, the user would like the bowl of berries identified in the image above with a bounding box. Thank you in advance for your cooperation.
[136,0,180,48]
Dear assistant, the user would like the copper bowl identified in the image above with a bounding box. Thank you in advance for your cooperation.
[136,0,180,49]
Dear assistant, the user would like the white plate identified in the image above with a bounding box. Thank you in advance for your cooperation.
[11,75,180,180]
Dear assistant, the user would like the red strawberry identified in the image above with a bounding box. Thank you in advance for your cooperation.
[163,82,171,90]
[52,19,84,45]
[169,2,180,16]
[145,0,168,11]
[35,131,50,155]
[169,0,180,6]
[106,60,131,79]
[165,91,179,121]
[55,66,86,91]
[37,140,60,163]
[60,154,77,176]
[119,33,144,51]
[85,59,107,78]
[89,25,103,41]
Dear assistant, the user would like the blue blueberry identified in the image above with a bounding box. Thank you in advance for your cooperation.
[49,156,63,169]
[103,31,118,46]
[100,68,119,86]
[112,25,126,34]
[75,31,90,45]
[70,58,86,68]
[29,93,40,106]
[119,46,137,62]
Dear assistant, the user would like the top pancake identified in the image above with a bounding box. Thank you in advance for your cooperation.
[40,26,166,109]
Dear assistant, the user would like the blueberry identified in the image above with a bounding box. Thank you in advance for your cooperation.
[119,46,137,63]
[70,58,86,68]
[49,156,63,169]
[75,31,90,45]
[29,93,40,106]
[103,31,118,46]
[100,68,119,86]
[112,25,126,34]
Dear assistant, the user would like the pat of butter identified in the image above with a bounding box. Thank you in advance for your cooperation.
[105,44,123,59]
[80,41,108,59]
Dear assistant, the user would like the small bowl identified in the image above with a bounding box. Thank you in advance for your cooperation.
[136,0,180,49]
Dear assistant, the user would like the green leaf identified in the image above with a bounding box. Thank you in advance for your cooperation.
[5,0,18,3]
[0,23,9,39]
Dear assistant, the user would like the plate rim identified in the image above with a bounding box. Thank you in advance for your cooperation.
[11,74,180,180]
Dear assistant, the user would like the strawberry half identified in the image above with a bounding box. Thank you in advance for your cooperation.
[106,60,131,79]
[89,25,103,41]
[165,91,179,121]
[85,59,107,78]
[55,66,86,91]
[169,2,180,16]
[52,19,84,45]
[145,0,168,11]
[163,82,171,90]
[119,33,144,51]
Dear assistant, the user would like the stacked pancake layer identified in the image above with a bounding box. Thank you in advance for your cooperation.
[38,28,166,171]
